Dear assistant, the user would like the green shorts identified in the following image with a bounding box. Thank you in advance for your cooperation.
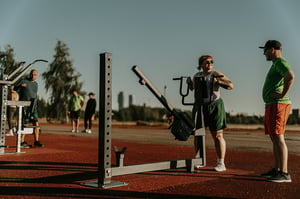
[23,106,39,124]
[203,98,227,131]
[193,98,227,132]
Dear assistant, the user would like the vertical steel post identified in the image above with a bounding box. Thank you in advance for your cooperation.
[16,106,23,153]
[0,78,8,154]
[98,53,113,187]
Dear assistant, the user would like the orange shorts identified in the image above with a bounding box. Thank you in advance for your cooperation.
[264,103,291,135]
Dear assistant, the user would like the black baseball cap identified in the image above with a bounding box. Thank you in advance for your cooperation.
[88,92,95,96]
[259,40,282,50]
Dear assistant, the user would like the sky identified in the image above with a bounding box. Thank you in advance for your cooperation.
[1,0,300,116]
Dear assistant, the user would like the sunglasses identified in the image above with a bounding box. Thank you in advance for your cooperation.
[203,60,214,64]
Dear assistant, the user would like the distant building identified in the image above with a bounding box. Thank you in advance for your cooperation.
[292,109,300,117]
[118,92,124,110]
[128,94,136,106]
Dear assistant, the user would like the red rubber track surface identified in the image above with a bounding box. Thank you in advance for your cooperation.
[0,126,299,199]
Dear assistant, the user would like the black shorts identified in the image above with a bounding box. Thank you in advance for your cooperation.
[70,110,81,119]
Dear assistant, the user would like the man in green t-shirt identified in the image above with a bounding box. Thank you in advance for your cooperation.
[68,90,85,133]
[259,40,294,183]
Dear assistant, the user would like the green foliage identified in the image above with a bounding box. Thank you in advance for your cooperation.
[37,97,47,118]
[0,45,19,77]
[226,113,264,124]
[113,105,192,122]
[42,40,85,122]
[113,106,267,125]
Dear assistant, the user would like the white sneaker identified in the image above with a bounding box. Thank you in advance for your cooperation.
[76,129,79,133]
[86,129,91,134]
[6,129,14,136]
[214,163,226,172]
[71,129,75,133]
[194,164,204,170]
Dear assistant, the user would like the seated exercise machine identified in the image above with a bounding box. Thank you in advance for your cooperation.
[0,59,47,154]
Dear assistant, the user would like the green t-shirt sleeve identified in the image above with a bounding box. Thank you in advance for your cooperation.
[275,59,291,75]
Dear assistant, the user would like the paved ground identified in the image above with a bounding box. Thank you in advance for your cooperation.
[0,123,299,198]
[40,123,300,156]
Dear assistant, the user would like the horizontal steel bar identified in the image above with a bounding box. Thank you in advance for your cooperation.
[6,100,31,106]
[111,158,202,176]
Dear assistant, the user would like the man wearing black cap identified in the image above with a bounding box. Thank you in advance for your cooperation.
[83,92,96,134]
[259,40,294,182]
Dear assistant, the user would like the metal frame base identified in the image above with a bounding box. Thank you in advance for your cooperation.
[81,180,128,189]
[0,151,26,155]
[83,157,203,188]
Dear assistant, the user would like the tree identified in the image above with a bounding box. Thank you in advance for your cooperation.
[0,45,19,77]
[42,40,84,122]
[37,97,47,118]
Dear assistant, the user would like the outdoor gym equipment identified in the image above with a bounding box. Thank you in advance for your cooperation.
[173,74,224,163]
[132,66,194,141]
[0,59,48,154]
[82,53,204,189]
[172,76,194,106]
[174,75,209,165]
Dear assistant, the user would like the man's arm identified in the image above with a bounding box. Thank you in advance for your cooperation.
[271,70,295,99]
[81,97,85,109]
[14,79,25,91]
[213,71,234,90]
[186,77,194,90]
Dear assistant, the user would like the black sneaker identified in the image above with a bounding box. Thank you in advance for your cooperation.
[34,141,44,147]
[21,141,32,148]
[261,168,278,178]
[268,171,292,183]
